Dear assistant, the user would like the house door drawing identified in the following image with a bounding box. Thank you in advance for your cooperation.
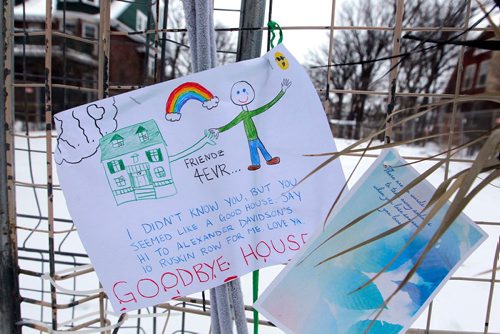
[131,169,150,187]
[125,163,156,200]
[127,163,152,188]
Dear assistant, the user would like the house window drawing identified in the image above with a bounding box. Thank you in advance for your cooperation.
[115,176,126,187]
[107,159,125,173]
[146,148,163,162]
[136,126,149,142]
[100,120,177,205]
[111,134,124,148]
[154,166,166,178]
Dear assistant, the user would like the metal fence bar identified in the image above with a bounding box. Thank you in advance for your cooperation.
[14,83,99,92]
[444,0,473,180]
[153,0,161,83]
[383,0,405,144]
[107,25,497,35]
[97,3,112,331]
[43,0,58,330]
[324,0,338,110]
[1,0,22,332]
[236,0,265,61]
[484,238,500,333]
[323,88,499,98]
[98,0,111,100]
[13,30,99,45]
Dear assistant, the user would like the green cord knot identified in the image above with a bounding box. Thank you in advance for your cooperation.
[267,20,283,48]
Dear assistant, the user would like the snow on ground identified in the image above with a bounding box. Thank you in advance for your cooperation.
[14,134,500,333]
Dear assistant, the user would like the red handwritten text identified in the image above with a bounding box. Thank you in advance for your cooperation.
[240,233,308,265]
[112,256,230,305]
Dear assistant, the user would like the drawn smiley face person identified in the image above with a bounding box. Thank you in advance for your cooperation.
[230,81,256,106]
[274,52,289,70]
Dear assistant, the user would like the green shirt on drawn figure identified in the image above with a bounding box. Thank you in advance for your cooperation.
[218,89,285,141]
[209,79,292,171]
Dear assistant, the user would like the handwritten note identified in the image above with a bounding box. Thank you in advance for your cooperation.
[255,149,487,334]
[54,44,346,312]
[114,178,311,305]
[372,167,429,228]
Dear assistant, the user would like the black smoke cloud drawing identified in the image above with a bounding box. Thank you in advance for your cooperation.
[54,98,118,165]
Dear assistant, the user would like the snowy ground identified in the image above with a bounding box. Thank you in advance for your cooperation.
[14,134,500,333]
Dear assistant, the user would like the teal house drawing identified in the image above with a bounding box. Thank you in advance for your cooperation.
[100,120,177,205]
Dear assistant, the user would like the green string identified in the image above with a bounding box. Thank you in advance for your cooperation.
[254,21,281,333]
[267,20,283,48]
[252,270,260,334]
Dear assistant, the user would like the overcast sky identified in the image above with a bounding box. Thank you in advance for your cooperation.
[213,0,345,62]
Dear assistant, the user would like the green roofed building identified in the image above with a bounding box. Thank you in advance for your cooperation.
[100,120,177,205]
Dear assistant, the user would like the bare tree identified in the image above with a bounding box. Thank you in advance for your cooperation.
[396,0,468,142]
[343,0,394,139]
[306,0,469,140]
[307,37,357,121]
[307,0,393,139]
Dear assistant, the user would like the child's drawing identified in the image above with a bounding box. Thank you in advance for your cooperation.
[209,78,292,171]
[165,82,219,122]
[100,120,216,205]
[54,98,118,165]
[54,45,349,313]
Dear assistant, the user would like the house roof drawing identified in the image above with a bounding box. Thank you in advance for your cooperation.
[100,120,167,161]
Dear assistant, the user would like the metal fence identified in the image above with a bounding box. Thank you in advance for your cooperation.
[2,0,499,333]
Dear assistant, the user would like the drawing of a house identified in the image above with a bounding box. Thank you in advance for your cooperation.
[100,120,177,205]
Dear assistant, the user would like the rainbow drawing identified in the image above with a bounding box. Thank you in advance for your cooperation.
[165,82,219,121]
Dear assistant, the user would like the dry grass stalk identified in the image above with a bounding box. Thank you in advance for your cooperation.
[301,96,499,332]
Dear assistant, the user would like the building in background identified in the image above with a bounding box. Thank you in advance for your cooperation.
[13,0,162,128]
[439,30,500,153]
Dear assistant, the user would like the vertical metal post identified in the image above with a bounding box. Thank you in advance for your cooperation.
[98,0,111,99]
[384,0,404,144]
[153,0,161,83]
[265,0,274,52]
[236,0,266,61]
[324,0,338,117]
[97,2,111,331]
[44,0,58,330]
[0,0,21,331]
[142,0,152,85]
[483,237,499,334]
[444,0,472,180]
[160,0,169,82]
[235,4,267,334]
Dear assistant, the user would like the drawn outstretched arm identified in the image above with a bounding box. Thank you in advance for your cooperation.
[169,130,217,163]
[216,111,245,134]
[209,78,292,138]
[248,78,292,117]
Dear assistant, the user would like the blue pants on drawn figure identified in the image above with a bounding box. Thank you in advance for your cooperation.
[248,138,280,170]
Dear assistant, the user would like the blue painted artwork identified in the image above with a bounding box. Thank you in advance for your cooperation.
[255,148,487,334]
